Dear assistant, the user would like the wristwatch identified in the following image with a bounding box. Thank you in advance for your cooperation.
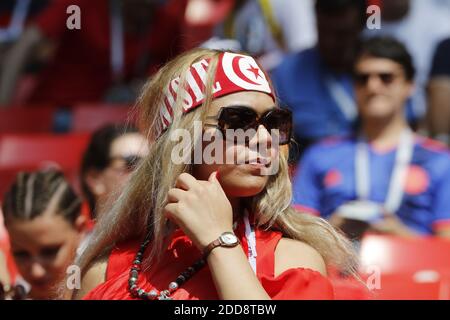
[202,232,240,259]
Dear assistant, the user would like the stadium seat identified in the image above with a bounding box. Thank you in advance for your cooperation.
[359,234,450,274]
[0,107,56,133]
[0,133,90,169]
[0,134,90,197]
[369,272,450,300]
[358,234,450,299]
[183,0,234,49]
[71,104,133,132]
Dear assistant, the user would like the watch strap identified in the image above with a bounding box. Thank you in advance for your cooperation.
[202,239,222,259]
[202,233,240,259]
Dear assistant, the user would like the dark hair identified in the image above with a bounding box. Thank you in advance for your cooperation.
[2,169,81,224]
[315,0,367,26]
[356,36,416,80]
[80,124,139,215]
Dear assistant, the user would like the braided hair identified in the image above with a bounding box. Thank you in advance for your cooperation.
[2,169,81,224]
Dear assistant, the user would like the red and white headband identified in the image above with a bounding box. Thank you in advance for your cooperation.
[157,52,275,136]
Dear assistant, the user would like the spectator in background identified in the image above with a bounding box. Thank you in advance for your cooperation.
[80,124,149,221]
[2,169,87,299]
[293,37,450,241]
[0,0,49,55]
[364,0,450,122]
[203,0,317,71]
[271,0,366,159]
[427,37,450,146]
[0,0,187,107]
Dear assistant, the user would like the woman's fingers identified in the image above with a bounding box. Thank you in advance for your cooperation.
[167,188,186,203]
[208,171,219,183]
[175,172,198,190]
[164,202,179,218]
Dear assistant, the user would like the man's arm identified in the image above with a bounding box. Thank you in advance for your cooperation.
[0,26,48,106]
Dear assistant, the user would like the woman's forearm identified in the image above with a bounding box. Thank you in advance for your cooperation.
[206,245,270,300]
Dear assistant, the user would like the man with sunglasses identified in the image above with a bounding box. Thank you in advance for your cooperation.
[292,37,450,239]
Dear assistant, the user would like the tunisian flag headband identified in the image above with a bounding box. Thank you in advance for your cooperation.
[157,52,275,136]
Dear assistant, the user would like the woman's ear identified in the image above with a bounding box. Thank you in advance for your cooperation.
[84,170,106,197]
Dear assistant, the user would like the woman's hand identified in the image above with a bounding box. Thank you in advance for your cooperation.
[164,171,233,251]
[164,172,271,300]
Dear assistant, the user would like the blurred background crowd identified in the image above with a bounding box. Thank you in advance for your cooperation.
[1,0,450,300]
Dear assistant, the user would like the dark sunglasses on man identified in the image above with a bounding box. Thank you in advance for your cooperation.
[204,106,293,145]
[353,71,403,87]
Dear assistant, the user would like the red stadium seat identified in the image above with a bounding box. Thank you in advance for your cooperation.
[71,104,134,132]
[0,134,90,197]
[0,134,90,169]
[0,107,55,133]
[359,234,450,299]
[183,0,234,49]
[359,234,450,274]
[369,272,450,300]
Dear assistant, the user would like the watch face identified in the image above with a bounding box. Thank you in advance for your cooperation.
[220,233,238,246]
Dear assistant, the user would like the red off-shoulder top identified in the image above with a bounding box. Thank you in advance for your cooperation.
[83,221,334,300]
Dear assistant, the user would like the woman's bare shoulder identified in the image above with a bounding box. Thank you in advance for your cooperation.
[72,254,109,300]
[274,237,327,277]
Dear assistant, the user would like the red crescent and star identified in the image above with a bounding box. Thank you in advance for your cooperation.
[231,56,262,85]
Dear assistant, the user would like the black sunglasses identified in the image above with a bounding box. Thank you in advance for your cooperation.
[353,71,401,86]
[205,106,292,145]
[109,155,142,171]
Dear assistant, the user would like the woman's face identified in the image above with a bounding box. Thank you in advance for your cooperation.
[193,91,279,198]
[6,214,81,299]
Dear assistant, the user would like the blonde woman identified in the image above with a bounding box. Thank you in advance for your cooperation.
[72,49,357,300]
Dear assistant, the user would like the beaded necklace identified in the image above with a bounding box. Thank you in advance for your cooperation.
[128,235,206,300]
[127,213,256,300]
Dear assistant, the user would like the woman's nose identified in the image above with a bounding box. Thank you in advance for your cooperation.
[254,124,272,148]
[30,262,46,280]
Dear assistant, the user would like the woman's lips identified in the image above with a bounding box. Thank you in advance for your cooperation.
[241,157,271,166]
[246,163,267,168]
[241,158,272,171]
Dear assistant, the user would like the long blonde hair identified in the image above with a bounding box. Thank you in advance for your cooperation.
[76,48,358,280]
